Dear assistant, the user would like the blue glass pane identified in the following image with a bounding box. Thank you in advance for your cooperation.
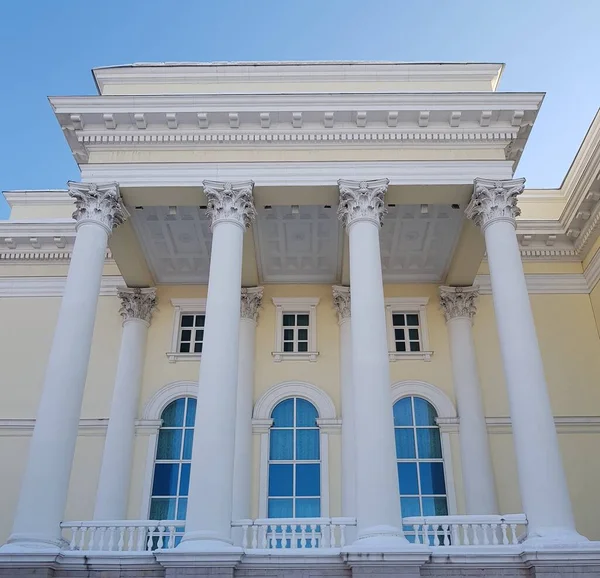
[296,464,320,496]
[296,399,318,426]
[268,498,293,518]
[296,498,320,518]
[419,462,446,495]
[183,429,194,460]
[397,462,418,495]
[177,498,188,521]
[414,397,437,426]
[395,428,416,459]
[156,429,182,460]
[416,428,442,459]
[296,429,319,460]
[422,497,448,516]
[400,496,421,518]
[152,464,179,496]
[161,398,186,427]
[150,498,176,519]
[393,398,413,426]
[185,398,197,426]
[269,464,293,497]
[271,399,294,427]
[179,463,190,496]
[270,430,293,460]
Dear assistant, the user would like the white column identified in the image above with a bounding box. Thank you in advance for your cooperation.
[439,286,498,515]
[332,285,355,521]
[94,288,157,520]
[466,178,585,544]
[180,181,256,551]
[338,180,406,545]
[232,287,263,529]
[4,182,127,550]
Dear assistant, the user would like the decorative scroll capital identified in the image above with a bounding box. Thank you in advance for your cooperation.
[68,181,129,234]
[332,285,351,323]
[337,178,389,230]
[203,180,256,231]
[240,286,264,321]
[118,287,157,325]
[465,178,526,231]
[439,285,479,322]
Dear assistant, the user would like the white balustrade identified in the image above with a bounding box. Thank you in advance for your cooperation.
[402,514,527,547]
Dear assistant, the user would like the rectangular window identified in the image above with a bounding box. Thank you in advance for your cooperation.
[272,297,320,362]
[281,313,310,353]
[392,312,421,353]
[178,313,205,354]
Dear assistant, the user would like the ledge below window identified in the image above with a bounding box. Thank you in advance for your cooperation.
[388,351,433,362]
[272,351,319,363]
[166,352,202,363]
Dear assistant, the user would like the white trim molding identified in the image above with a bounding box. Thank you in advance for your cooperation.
[584,249,600,291]
[0,418,162,437]
[475,273,590,294]
[385,297,433,361]
[271,297,320,362]
[0,275,125,297]
[166,298,207,362]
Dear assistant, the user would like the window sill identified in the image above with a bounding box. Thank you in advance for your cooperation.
[272,351,319,363]
[166,352,202,363]
[388,351,433,362]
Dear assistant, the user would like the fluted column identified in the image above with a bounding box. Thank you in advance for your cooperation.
[439,286,498,515]
[180,181,256,551]
[232,287,263,531]
[4,182,128,550]
[338,180,406,545]
[332,286,355,524]
[94,288,157,520]
[466,178,584,543]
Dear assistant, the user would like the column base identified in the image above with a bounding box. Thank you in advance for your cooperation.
[352,525,411,548]
[0,533,65,553]
[524,526,589,547]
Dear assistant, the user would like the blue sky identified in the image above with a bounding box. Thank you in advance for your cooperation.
[1,0,598,219]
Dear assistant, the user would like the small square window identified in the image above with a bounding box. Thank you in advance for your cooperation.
[272,298,320,362]
[168,299,208,362]
[386,299,432,362]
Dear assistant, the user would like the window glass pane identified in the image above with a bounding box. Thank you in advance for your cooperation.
[422,497,448,516]
[298,328,308,341]
[195,315,205,327]
[408,328,419,340]
[179,342,190,353]
[419,462,446,495]
[150,498,176,520]
[393,398,413,426]
[179,463,190,496]
[183,429,194,460]
[394,328,405,341]
[295,464,320,496]
[271,399,294,427]
[185,399,196,426]
[161,399,186,427]
[195,329,204,342]
[397,462,418,495]
[283,342,294,352]
[400,496,421,518]
[268,498,293,518]
[296,429,319,460]
[297,342,308,352]
[416,428,442,459]
[269,464,293,497]
[296,498,320,518]
[406,314,419,326]
[181,315,194,327]
[414,398,438,426]
[395,428,416,459]
[177,498,188,520]
[152,464,179,496]
[296,399,318,427]
[156,429,182,460]
[392,314,405,326]
[410,342,421,352]
[270,430,293,460]
[283,314,296,326]
[395,341,406,352]
[296,314,309,326]
[181,329,192,341]
[283,329,294,340]
[194,342,203,353]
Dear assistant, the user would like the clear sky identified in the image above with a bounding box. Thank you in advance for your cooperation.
[1,0,598,219]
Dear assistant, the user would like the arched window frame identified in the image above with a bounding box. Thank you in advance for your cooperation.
[391,380,458,516]
[253,381,339,519]
[140,381,198,518]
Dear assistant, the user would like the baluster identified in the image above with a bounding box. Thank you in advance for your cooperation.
[501,522,509,545]
[462,524,470,546]
[433,524,440,547]
[311,523,317,548]
[281,525,287,550]
[412,524,421,545]
[146,525,156,551]
[118,527,125,552]
[69,527,78,551]
[423,524,430,546]
[269,525,276,549]
[156,525,165,550]
[107,527,116,551]
[321,524,329,548]
[241,524,249,549]
[339,524,346,548]
[442,524,450,546]
[126,526,135,551]
[136,525,145,551]
[491,523,499,545]
[260,525,268,549]
[301,524,307,548]
[168,526,176,549]
[252,525,258,549]
[291,524,297,549]
[330,524,337,548]
[510,523,518,545]
[98,527,106,551]
[88,527,97,550]
[451,524,460,546]
[482,524,490,546]
[78,526,87,550]
[472,524,480,545]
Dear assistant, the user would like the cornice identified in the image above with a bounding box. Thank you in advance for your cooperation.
[0,418,162,437]
[440,415,600,434]
[475,273,590,294]
[0,275,125,297]
[3,190,72,207]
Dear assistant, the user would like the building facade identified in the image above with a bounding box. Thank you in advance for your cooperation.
[1,61,600,577]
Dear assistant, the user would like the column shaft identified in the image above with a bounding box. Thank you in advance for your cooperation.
[339,317,355,519]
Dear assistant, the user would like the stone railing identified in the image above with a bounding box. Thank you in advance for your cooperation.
[402,514,527,546]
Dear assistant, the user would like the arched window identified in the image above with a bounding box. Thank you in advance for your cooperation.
[268,398,321,518]
[149,397,196,543]
[394,396,448,537]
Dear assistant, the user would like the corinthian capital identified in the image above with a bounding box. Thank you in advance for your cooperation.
[337,178,389,230]
[332,285,351,322]
[68,181,129,233]
[240,286,263,321]
[203,180,256,230]
[439,286,479,322]
[118,287,157,325]
[465,178,526,230]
